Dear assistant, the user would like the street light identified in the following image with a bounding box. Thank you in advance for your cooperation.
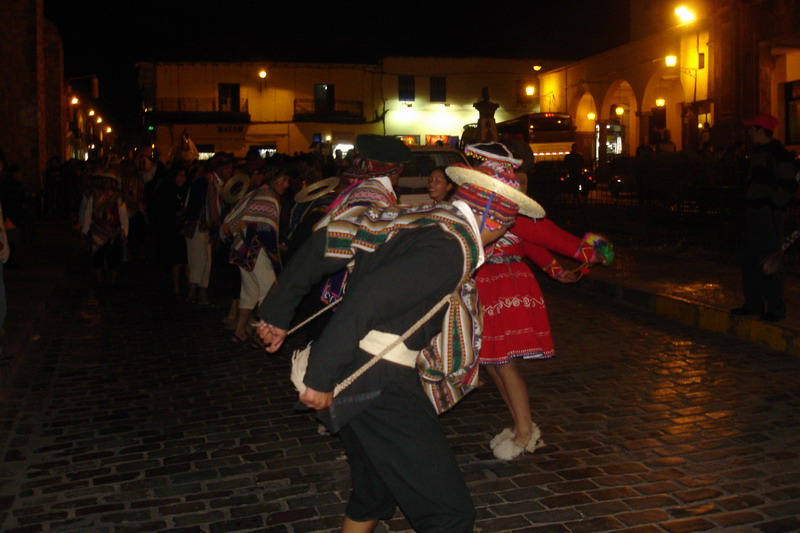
[258,69,267,79]
[656,98,666,107]
[70,96,79,105]
[674,6,696,23]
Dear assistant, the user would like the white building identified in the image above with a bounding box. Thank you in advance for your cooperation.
[137,57,556,159]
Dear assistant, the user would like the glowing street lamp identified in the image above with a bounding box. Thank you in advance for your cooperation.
[70,96,79,105]
[587,112,597,120]
[656,98,666,107]
[258,69,267,79]
[615,106,625,116]
[674,6,696,23]
[665,55,678,67]
[88,109,95,116]
[532,65,542,71]
[525,85,536,97]
[106,127,112,133]
[96,116,103,124]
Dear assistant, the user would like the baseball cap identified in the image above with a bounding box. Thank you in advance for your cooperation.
[743,113,778,132]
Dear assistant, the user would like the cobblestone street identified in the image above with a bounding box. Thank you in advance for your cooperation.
[0,267,799,532]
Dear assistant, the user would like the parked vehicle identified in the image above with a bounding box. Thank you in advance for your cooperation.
[528,160,595,198]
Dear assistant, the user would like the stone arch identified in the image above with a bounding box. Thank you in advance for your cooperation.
[642,68,686,150]
[601,80,639,157]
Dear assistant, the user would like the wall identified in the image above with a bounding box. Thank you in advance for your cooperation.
[0,0,45,190]
[148,57,555,157]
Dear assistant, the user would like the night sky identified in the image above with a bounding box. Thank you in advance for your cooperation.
[44,0,631,141]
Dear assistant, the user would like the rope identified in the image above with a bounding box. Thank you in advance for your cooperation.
[286,298,341,336]
[332,293,452,397]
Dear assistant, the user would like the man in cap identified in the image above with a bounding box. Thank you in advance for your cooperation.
[316,134,411,303]
[255,152,543,532]
[320,134,410,224]
[732,114,797,322]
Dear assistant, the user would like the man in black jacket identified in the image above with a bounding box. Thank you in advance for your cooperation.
[256,146,544,532]
[732,113,797,322]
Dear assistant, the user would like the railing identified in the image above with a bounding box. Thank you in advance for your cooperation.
[528,152,781,255]
[293,99,364,118]
[156,98,249,113]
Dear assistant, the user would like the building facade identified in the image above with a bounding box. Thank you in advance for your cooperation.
[138,57,556,159]
[537,0,800,164]
[0,0,64,191]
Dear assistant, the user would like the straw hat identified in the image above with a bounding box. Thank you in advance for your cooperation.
[446,162,545,219]
[221,172,250,203]
[294,177,341,203]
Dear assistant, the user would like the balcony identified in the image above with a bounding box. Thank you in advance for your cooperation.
[151,98,250,124]
[293,99,365,123]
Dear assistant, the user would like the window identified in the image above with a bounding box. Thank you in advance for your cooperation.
[399,75,415,102]
[196,144,215,160]
[314,84,335,113]
[430,76,446,102]
[517,79,538,104]
[218,84,240,112]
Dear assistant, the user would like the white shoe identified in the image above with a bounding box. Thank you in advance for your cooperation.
[489,428,514,449]
[493,425,545,460]
[525,422,544,452]
[493,438,525,460]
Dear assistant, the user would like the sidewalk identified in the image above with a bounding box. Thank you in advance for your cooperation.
[1,222,799,395]
[572,243,800,356]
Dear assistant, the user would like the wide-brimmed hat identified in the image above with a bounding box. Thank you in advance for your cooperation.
[221,172,250,203]
[295,177,341,203]
[355,134,412,164]
[465,142,522,168]
[744,113,778,132]
[446,162,545,219]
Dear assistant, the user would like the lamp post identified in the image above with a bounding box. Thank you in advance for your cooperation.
[670,6,704,150]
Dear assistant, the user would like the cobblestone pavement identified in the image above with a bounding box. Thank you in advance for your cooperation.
[0,268,799,533]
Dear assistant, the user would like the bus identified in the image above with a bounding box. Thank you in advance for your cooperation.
[496,113,575,161]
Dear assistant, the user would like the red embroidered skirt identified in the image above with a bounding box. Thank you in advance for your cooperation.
[475,259,555,365]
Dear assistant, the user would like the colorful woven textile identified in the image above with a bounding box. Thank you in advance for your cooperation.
[221,184,280,271]
[325,202,483,413]
[88,187,125,252]
[319,178,396,228]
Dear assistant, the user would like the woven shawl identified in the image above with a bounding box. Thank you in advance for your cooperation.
[316,178,396,230]
[324,203,484,413]
[222,185,280,271]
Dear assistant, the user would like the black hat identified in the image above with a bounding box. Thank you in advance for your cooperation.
[208,152,233,170]
[355,134,412,164]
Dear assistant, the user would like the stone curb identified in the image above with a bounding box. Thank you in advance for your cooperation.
[577,277,800,356]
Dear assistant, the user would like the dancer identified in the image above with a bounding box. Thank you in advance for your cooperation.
[256,156,543,532]
[466,143,613,460]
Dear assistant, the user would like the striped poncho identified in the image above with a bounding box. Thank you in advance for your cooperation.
[325,202,484,414]
[221,184,281,272]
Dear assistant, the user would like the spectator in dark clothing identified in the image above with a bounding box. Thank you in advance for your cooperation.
[731,113,797,322]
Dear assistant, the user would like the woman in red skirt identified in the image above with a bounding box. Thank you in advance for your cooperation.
[478,216,611,459]
[465,142,613,460]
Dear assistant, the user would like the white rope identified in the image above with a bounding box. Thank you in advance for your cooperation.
[332,293,452,396]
